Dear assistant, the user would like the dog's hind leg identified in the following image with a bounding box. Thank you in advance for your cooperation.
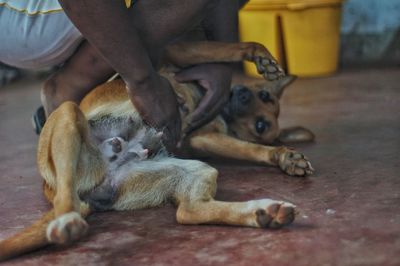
[0,102,104,260]
[37,101,105,244]
[107,157,295,229]
[178,198,296,229]
[165,41,284,81]
[173,160,296,229]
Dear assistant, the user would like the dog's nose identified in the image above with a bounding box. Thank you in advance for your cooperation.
[236,86,252,104]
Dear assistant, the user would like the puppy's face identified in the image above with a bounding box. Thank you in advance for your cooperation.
[222,75,296,144]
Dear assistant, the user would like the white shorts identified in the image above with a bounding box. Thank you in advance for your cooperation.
[0,0,83,69]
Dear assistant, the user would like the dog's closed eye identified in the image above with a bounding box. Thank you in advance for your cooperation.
[255,117,270,134]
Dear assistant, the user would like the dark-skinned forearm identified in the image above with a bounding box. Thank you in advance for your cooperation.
[58,0,157,91]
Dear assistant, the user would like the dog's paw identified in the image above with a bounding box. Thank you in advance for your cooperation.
[46,212,88,244]
[277,147,314,176]
[252,200,296,229]
[255,57,285,81]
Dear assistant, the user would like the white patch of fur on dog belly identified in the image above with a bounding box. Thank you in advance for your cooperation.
[84,152,169,211]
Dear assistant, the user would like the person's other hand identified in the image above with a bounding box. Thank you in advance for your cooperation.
[174,63,232,135]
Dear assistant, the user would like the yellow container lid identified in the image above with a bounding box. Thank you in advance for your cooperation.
[243,0,344,11]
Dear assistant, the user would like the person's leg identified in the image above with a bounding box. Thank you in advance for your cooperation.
[41,41,114,116]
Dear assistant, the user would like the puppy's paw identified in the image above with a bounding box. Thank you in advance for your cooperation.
[276,147,314,176]
[46,212,88,244]
[255,57,285,81]
[251,200,296,229]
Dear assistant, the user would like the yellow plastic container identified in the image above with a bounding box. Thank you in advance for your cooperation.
[240,0,344,77]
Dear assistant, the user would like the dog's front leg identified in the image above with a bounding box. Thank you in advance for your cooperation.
[189,132,313,176]
[165,41,284,81]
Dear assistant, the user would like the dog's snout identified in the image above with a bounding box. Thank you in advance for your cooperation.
[237,86,252,104]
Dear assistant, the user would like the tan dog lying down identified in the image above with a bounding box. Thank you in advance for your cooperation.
[0,41,314,260]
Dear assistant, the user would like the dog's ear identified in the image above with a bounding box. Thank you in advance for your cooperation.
[278,126,315,144]
[271,75,297,99]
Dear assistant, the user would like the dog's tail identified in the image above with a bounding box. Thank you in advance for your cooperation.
[0,210,55,261]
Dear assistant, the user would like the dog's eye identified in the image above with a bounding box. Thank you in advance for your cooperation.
[258,90,271,103]
[255,117,270,134]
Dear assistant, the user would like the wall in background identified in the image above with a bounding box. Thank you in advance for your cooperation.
[340,0,400,66]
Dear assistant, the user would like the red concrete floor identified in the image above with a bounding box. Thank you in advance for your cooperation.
[0,68,399,266]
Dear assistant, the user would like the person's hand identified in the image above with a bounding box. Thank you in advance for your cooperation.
[126,73,181,152]
[174,63,232,135]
